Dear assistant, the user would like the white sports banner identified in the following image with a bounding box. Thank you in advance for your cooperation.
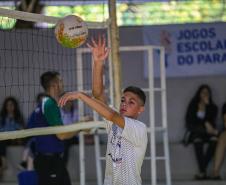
[143,22,226,77]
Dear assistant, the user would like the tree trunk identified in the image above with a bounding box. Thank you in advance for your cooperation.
[108,0,122,108]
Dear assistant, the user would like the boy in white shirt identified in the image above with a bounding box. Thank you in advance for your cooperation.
[59,36,147,185]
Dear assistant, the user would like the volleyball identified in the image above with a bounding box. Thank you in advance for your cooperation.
[54,15,88,48]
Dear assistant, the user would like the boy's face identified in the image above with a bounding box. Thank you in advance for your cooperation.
[119,91,144,118]
[52,75,64,95]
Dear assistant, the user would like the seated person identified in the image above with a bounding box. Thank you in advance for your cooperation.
[185,84,218,180]
[0,96,25,176]
[29,71,78,185]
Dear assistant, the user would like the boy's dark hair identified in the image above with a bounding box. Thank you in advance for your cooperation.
[40,71,60,90]
[123,86,146,105]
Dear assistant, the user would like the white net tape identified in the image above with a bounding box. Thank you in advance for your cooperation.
[0,7,109,28]
[0,121,106,140]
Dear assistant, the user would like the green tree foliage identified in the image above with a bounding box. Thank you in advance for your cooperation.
[44,0,226,26]
[118,0,226,25]
[0,0,226,29]
[0,7,16,29]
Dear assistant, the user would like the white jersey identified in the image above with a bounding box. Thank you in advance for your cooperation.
[104,117,148,185]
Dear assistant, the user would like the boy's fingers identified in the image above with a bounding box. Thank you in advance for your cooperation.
[63,96,69,104]
[61,96,67,106]
[59,93,72,107]
[98,34,101,46]
[102,35,106,46]
[61,98,65,106]
[87,43,92,49]
[104,48,110,58]
[105,47,110,52]
[58,99,63,107]
[91,38,98,47]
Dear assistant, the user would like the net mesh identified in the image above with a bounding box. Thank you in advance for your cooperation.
[0,8,110,121]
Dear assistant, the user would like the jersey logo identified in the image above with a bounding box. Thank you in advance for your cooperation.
[110,125,122,167]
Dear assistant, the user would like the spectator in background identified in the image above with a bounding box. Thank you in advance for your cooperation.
[185,84,218,180]
[30,71,78,185]
[19,92,46,171]
[0,96,25,176]
[211,102,226,180]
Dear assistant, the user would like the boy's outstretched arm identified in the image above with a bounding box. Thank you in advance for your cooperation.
[87,35,110,103]
[59,92,125,128]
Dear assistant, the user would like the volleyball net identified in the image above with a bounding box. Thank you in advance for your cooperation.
[0,6,172,185]
[0,7,111,139]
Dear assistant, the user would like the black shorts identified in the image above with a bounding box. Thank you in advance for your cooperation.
[34,153,71,185]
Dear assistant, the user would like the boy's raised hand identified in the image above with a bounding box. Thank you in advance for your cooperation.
[87,35,110,63]
[58,92,79,107]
